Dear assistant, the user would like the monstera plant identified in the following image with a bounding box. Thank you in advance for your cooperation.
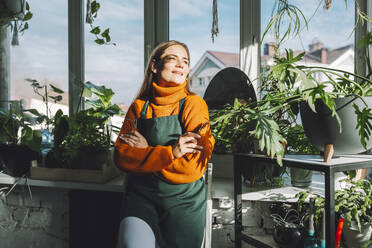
[211,0,372,166]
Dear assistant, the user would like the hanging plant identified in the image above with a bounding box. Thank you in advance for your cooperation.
[0,0,33,46]
[211,0,219,42]
[85,0,115,46]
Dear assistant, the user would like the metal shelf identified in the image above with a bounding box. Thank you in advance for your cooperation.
[234,154,372,248]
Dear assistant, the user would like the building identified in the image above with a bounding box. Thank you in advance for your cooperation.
[190,38,354,97]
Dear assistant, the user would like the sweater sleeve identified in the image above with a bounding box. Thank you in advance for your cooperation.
[159,95,215,184]
[113,103,174,173]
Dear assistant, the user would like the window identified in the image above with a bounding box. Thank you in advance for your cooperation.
[199,77,203,86]
[261,0,355,74]
[260,0,356,186]
[170,0,240,97]
[11,0,68,114]
[85,0,144,108]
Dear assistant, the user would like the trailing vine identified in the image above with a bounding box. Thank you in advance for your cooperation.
[85,0,115,46]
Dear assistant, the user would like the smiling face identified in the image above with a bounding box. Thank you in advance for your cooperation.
[152,45,190,85]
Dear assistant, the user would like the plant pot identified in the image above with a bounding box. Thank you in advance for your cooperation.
[0,0,25,21]
[70,149,109,170]
[300,97,372,154]
[273,222,305,248]
[290,168,312,188]
[234,154,284,186]
[342,218,372,248]
[46,147,113,170]
[0,144,40,177]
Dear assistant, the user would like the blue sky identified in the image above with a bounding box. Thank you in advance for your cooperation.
[10,0,355,105]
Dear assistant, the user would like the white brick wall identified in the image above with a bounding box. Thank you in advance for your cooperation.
[0,186,68,248]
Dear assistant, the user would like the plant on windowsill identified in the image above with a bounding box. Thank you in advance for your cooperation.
[45,81,124,171]
[25,78,65,131]
[0,100,41,177]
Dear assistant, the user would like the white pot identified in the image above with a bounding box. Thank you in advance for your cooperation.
[334,172,348,191]
[343,219,372,248]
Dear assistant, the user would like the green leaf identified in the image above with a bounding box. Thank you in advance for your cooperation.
[25,78,37,83]
[21,126,33,141]
[101,28,110,37]
[91,1,101,14]
[22,129,42,152]
[95,39,105,45]
[49,95,63,103]
[26,1,30,11]
[90,26,101,35]
[84,81,114,104]
[86,99,103,109]
[23,12,33,21]
[105,35,111,43]
[354,104,372,149]
[24,108,41,117]
[50,84,64,94]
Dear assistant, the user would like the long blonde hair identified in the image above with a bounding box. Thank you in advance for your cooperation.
[135,40,194,100]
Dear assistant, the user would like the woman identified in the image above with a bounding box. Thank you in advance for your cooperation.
[114,40,215,248]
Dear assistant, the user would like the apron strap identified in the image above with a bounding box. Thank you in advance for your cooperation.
[140,97,186,122]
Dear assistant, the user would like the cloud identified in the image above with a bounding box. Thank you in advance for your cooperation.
[98,0,143,22]
[170,0,210,20]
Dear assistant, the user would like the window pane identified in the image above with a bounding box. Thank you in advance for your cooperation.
[261,0,355,74]
[170,0,240,97]
[11,0,68,115]
[85,0,144,109]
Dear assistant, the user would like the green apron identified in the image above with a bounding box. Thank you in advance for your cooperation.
[121,98,206,248]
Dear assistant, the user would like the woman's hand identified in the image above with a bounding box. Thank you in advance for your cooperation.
[172,132,204,159]
[119,130,148,148]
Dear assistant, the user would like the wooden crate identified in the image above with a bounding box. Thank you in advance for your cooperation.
[30,164,121,183]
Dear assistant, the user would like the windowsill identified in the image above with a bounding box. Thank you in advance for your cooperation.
[0,172,125,192]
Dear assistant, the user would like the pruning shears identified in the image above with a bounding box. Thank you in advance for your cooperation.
[195,121,209,134]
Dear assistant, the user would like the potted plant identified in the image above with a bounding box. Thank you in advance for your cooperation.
[30,81,124,183]
[46,81,124,169]
[210,96,287,186]
[296,178,372,248]
[211,0,372,167]
[0,100,41,176]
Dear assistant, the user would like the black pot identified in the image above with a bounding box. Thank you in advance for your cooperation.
[300,97,372,154]
[234,154,284,185]
[0,144,40,177]
[273,222,305,248]
[45,148,109,170]
[70,149,108,170]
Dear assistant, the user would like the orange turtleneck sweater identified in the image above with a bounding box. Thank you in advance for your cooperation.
[114,81,215,184]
